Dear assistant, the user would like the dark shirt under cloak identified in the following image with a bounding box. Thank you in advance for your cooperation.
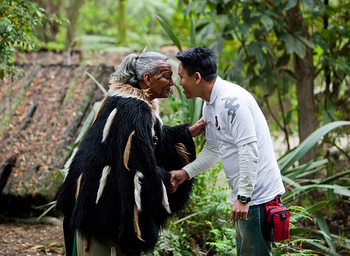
[56,83,195,254]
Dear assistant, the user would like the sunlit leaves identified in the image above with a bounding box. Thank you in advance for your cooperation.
[0,0,52,79]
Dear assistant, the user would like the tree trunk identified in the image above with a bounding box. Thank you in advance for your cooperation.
[64,0,85,50]
[286,4,318,164]
[118,0,126,45]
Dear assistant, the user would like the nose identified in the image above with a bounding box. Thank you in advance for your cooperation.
[169,77,174,86]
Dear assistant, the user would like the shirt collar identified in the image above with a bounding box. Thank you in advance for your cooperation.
[207,76,221,105]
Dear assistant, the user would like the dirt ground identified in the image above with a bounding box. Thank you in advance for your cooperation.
[0,217,64,256]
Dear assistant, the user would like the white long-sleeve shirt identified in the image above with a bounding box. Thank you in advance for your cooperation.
[183,77,285,206]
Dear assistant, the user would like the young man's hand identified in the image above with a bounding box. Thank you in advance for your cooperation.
[230,200,249,222]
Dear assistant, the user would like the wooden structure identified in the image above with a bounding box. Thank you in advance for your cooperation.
[0,62,115,204]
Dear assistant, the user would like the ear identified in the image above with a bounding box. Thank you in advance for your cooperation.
[194,72,202,85]
[143,73,152,87]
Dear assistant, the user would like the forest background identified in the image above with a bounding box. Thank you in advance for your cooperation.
[1,0,350,255]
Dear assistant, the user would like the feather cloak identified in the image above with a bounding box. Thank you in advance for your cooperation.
[56,83,195,254]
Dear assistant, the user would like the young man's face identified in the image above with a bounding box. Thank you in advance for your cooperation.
[148,60,174,99]
[178,62,197,99]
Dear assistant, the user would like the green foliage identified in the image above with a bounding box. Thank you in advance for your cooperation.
[0,0,62,79]
[67,0,188,52]
[157,14,204,126]
[278,121,350,254]
[143,164,234,255]
[205,220,236,255]
[158,8,350,253]
[176,0,350,153]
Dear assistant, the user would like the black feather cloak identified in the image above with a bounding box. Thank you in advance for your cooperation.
[56,83,195,254]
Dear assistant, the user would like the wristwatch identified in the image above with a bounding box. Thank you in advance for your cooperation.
[237,195,251,204]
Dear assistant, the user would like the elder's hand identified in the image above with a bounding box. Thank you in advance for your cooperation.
[189,117,206,137]
[169,169,189,193]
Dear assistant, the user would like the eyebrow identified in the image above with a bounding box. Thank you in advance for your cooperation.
[157,70,172,80]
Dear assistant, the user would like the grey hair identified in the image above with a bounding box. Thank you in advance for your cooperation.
[110,52,168,88]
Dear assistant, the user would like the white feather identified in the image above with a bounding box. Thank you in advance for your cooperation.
[95,166,111,204]
[134,171,143,211]
[111,247,117,256]
[102,108,117,142]
[63,147,79,181]
[161,181,172,214]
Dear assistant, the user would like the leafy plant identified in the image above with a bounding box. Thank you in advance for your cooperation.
[278,121,350,255]
[158,7,350,253]
[143,163,233,256]
[0,0,64,79]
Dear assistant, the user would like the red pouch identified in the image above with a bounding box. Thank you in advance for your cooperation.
[263,196,290,245]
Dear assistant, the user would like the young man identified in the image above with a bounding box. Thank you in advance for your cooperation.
[171,47,285,255]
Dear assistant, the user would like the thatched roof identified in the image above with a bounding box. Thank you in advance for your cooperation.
[0,62,115,202]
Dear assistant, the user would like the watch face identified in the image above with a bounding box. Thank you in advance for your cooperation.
[238,195,250,203]
[240,196,247,203]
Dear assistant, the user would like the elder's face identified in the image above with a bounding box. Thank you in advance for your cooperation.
[149,60,174,99]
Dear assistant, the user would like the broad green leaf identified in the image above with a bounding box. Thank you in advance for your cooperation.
[238,23,250,37]
[306,201,330,214]
[280,33,297,54]
[283,161,313,178]
[289,227,314,236]
[294,168,323,178]
[157,15,182,52]
[314,0,326,12]
[215,14,229,24]
[278,121,350,172]
[297,35,316,49]
[320,170,350,184]
[190,15,196,48]
[261,15,273,31]
[301,0,314,10]
[315,211,338,254]
[308,240,340,256]
[242,7,250,23]
[261,42,276,61]
[330,234,350,250]
[247,42,265,67]
[285,0,298,10]
[281,175,301,188]
[197,22,215,43]
[273,0,283,8]
[294,38,306,58]
[195,0,206,14]
[282,159,328,176]
[292,184,350,197]
[184,1,197,17]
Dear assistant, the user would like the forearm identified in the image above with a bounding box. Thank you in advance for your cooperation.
[183,142,220,179]
[237,141,258,197]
